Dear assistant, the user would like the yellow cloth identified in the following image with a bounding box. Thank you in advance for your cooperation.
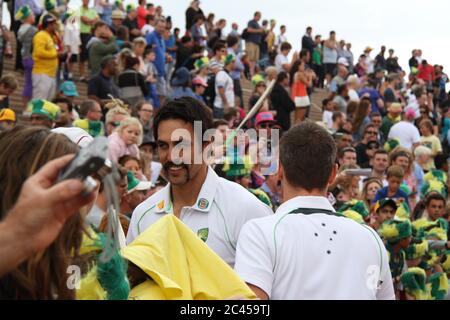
[421,135,443,171]
[122,215,256,300]
[32,30,58,77]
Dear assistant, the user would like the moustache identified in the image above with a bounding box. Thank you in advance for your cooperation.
[163,162,189,172]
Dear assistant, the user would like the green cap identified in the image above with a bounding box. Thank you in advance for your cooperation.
[15,5,32,21]
[251,74,265,86]
[45,0,56,11]
[222,53,236,66]
[126,171,152,194]
[126,4,135,13]
[28,99,60,121]
[194,57,210,70]
[222,155,253,178]
[384,139,400,153]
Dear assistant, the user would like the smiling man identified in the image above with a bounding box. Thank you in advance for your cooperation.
[126,97,272,266]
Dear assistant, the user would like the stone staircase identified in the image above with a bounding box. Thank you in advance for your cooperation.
[5,37,325,123]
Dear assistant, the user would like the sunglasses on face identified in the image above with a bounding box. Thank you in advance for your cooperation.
[366,131,377,136]
[258,122,274,129]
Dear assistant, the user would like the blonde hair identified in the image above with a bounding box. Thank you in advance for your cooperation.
[116,117,144,145]
[105,106,129,125]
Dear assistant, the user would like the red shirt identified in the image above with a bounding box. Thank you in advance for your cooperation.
[417,64,435,82]
[137,6,149,29]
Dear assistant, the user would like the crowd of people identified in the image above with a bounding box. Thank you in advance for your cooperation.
[0,0,449,300]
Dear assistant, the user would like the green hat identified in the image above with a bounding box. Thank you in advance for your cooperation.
[45,0,56,11]
[338,210,365,224]
[126,4,135,13]
[395,200,411,220]
[15,5,32,21]
[194,57,210,70]
[384,139,400,153]
[378,219,412,244]
[126,171,152,194]
[427,272,449,300]
[251,74,265,86]
[28,99,60,121]
[338,199,369,219]
[222,155,253,177]
[222,53,236,66]
[405,237,428,260]
[73,119,104,138]
[413,218,448,241]
[400,268,429,300]
[442,251,450,274]
[249,188,273,209]
[420,179,447,198]
[424,169,448,185]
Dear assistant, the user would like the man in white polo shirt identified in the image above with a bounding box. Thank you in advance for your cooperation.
[127,97,272,266]
[234,122,395,300]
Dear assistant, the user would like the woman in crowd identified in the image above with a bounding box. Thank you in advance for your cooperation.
[118,56,150,109]
[0,126,91,299]
[351,98,372,142]
[359,177,383,210]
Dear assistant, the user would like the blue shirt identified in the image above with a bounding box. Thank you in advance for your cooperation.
[358,88,382,114]
[227,48,244,80]
[247,20,262,44]
[165,34,176,59]
[373,186,410,209]
[146,31,166,77]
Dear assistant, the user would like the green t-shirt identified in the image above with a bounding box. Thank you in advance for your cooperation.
[79,7,99,34]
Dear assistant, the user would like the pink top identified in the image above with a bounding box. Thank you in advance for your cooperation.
[107,132,140,163]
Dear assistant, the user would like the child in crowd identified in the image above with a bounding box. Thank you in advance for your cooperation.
[141,14,155,35]
[370,198,398,230]
[108,117,142,163]
[322,98,335,129]
[419,119,442,172]
[373,165,411,209]
[143,47,160,108]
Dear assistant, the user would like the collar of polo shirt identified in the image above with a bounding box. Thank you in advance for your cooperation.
[276,196,336,215]
[154,167,219,214]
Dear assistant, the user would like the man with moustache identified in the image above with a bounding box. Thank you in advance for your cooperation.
[126,97,273,267]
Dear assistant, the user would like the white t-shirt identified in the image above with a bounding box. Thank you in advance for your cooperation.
[141,24,155,36]
[234,196,395,300]
[348,89,360,103]
[127,167,273,267]
[388,121,421,150]
[214,70,235,109]
[63,21,81,55]
[275,54,289,73]
[322,110,333,129]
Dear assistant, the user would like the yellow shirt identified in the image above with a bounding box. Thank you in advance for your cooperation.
[32,30,58,77]
[421,135,443,171]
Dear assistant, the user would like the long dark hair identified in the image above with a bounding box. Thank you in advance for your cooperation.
[0,126,85,299]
